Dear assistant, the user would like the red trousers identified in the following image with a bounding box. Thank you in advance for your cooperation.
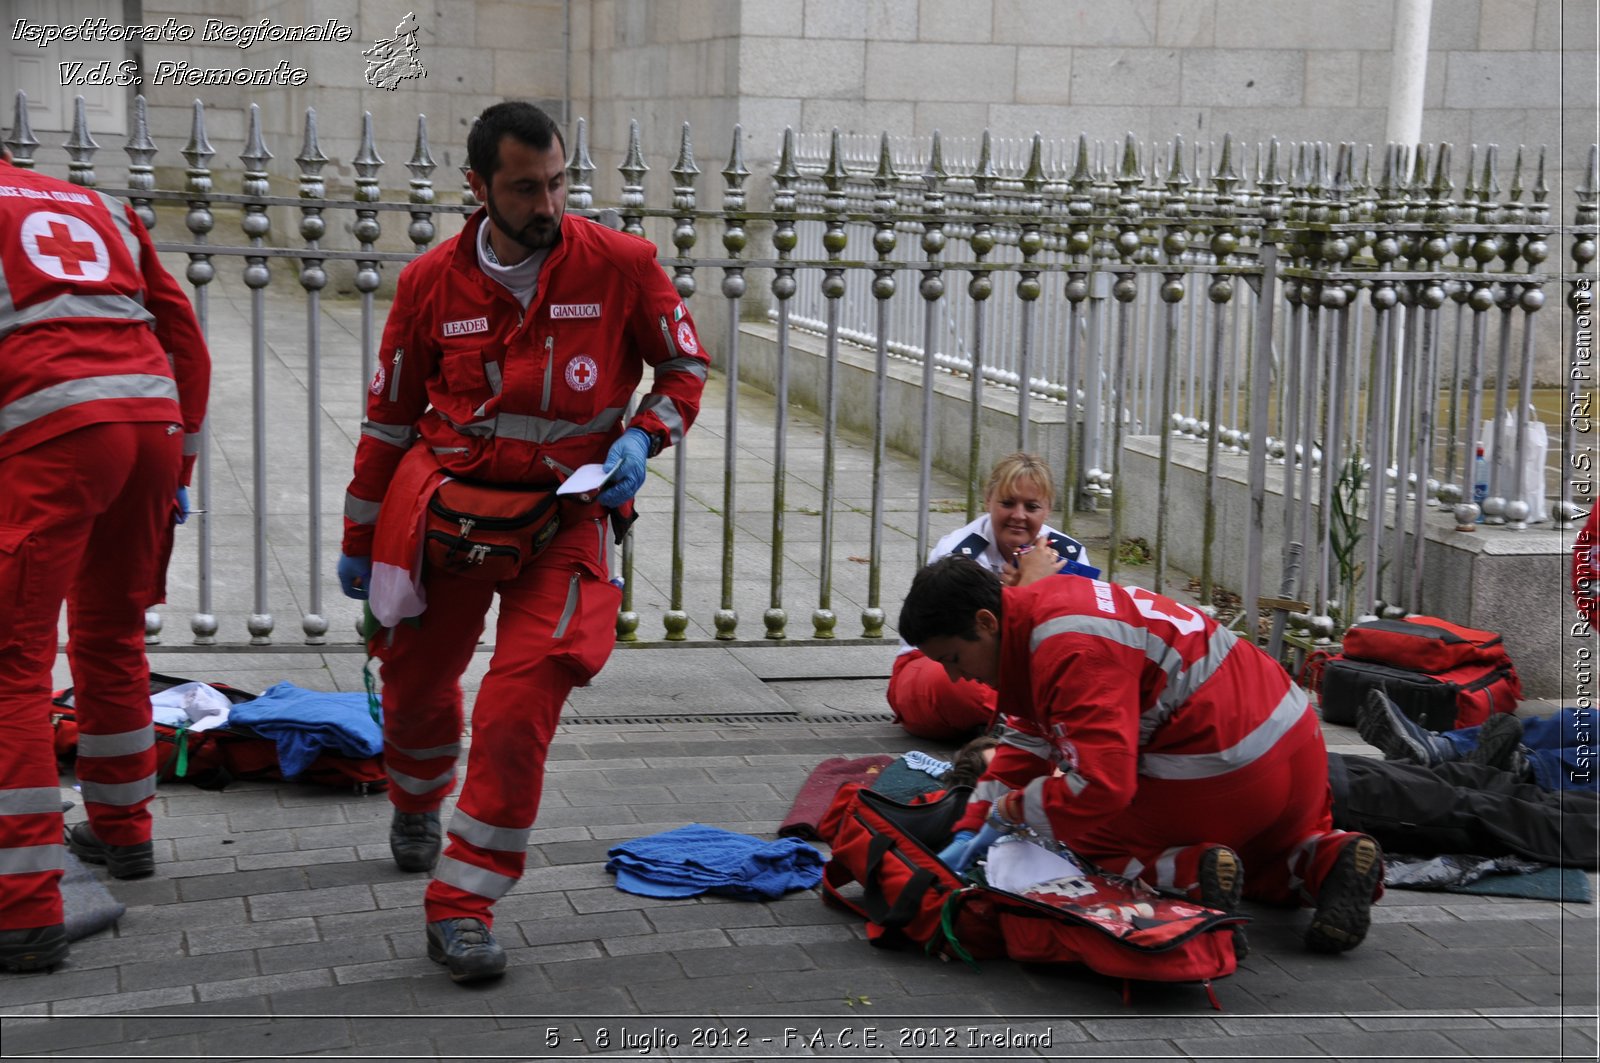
[1065,710,1371,907]
[377,508,620,927]
[0,422,179,931]
[886,650,996,742]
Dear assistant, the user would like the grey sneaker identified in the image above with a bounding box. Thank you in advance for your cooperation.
[389,810,441,872]
[1356,689,1445,767]
[66,822,154,880]
[426,918,506,983]
[1306,834,1383,953]
[0,924,68,973]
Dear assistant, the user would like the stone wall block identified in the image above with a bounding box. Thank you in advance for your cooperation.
[863,43,1016,103]
[992,0,1159,47]
[1180,49,1304,109]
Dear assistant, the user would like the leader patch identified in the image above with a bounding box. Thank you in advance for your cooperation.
[442,316,489,337]
[565,355,598,391]
[675,320,699,356]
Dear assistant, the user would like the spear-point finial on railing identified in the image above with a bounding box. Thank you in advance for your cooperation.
[6,90,40,168]
[619,117,648,188]
[722,122,750,199]
[1378,142,1399,197]
[1069,132,1092,190]
[124,95,157,184]
[1532,144,1549,205]
[1506,144,1527,208]
[1331,141,1353,196]
[1480,143,1501,205]
[1166,132,1190,188]
[923,129,946,190]
[1117,131,1141,185]
[239,102,272,198]
[1461,143,1479,202]
[1410,141,1430,191]
[64,95,100,186]
[822,127,850,192]
[671,121,700,187]
[565,116,594,210]
[1212,132,1239,194]
[1022,131,1046,191]
[407,115,436,189]
[1581,143,1599,205]
[1428,141,1452,198]
[351,111,383,203]
[774,125,799,192]
[295,107,329,200]
[973,129,999,197]
[872,130,897,187]
[181,99,214,193]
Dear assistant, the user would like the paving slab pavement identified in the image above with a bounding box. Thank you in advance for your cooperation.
[5,252,1596,1060]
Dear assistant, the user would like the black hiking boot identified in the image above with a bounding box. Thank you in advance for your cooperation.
[66,822,154,880]
[426,918,506,983]
[1467,713,1524,773]
[1306,834,1383,953]
[390,810,441,872]
[1197,844,1248,960]
[0,924,68,973]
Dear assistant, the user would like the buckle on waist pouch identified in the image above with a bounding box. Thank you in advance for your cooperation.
[424,480,560,580]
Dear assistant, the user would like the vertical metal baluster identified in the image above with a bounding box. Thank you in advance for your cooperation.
[182,101,218,644]
[405,116,437,254]
[352,114,384,418]
[240,104,274,644]
[1455,149,1499,529]
[1107,134,1143,584]
[1365,145,1403,616]
[297,109,330,645]
[612,120,654,638]
[1244,138,1284,640]
[1202,134,1240,610]
[1273,145,1308,643]
[765,130,798,640]
[1559,147,1599,527]
[1314,145,1354,634]
[914,133,946,565]
[1507,148,1550,531]
[859,133,898,638]
[1062,134,1094,528]
[668,124,699,638]
[1016,134,1045,451]
[968,132,999,520]
[1298,145,1327,637]
[719,126,750,638]
[813,129,850,640]
[1153,135,1190,595]
[1482,147,1514,525]
[1438,142,1467,511]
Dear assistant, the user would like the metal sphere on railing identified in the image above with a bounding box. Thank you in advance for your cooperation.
[1181,416,1199,436]
[1196,420,1210,440]
[772,274,796,300]
[302,613,328,642]
[1573,238,1597,271]
[1238,432,1251,449]
[1288,611,1310,632]
[1086,467,1105,487]
[355,266,381,293]
[1438,482,1463,506]
[918,274,944,300]
[1321,283,1348,309]
[1324,237,1351,264]
[1268,438,1286,460]
[763,607,787,640]
[1380,604,1408,620]
[1309,615,1336,641]
[1282,278,1300,304]
[1422,236,1451,263]
[1553,500,1587,526]
[663,609,690,640]
[1065,277,1089,301]
[1018,276,1042,301]
[247,612,274,643]
[1482,495,1507,523]
[144,610,162,642]
[872,229,896,255]
[1425,477,1440,501]
[861,607,885,640]
[921,228,946,255]
[871,275,896,300]
[408,217,435,247]
[191,612,218,643]
[722,273,747,299]
[1112,276,1139,301]
[243,262,271,288]
[1116,230,1141,257]
[1471,236,1501,263]
[974,228,997,256]
[970,273,993,300]
[714,608,738,638]
[1453,502,1481,529]
[1373,236,1400,263]
[1420,284,1446,309]
[812,608,837,639]
[1371,284,1397,310]
[1212,231,1238,257]
[1523,238,1548,265]
[300,214,325,242]
[186,257,215,286]
[1468,285,1497,312]
[616,609,640,640]
[1170,412,1185,430]
[822,273,847,299]
[1504,498,1531,528]
[1019,229,1045,257]
[300,264,327,291]
[241,211,270,239]
[1160,278,1185,303]
[1520,287,1545,312]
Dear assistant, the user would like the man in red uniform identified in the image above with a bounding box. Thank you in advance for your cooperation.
[902,556,1383,954]
[0,148,209,971]
[336,102,708,983]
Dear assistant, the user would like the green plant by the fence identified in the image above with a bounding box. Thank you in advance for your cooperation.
[1116,537,1152,567]
[1329,449,1368,634]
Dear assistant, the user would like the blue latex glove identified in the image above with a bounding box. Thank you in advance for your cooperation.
[337,553,372,600]
[174,486,189,525]
[936,830,976,870]
[597,427,652,508]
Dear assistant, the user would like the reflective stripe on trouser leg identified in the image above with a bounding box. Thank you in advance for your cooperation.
[376,569,494,815]
[66,422,182,846]
[1288,829,1360,906]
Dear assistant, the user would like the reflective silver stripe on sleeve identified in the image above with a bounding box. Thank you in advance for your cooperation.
[0,373,177,435]
[0,292,157,339]
[361,420,417,448]
[433,854,516,900]
[1139,686,1311,780]
[0,787,68,816]
[441,414,499,437]
[95,190,144,269]
[1153,845,1184,890]
[344,493,382,525]
[1156,625,1238,712]
[970,778,1011,805]
[79,774,157,807]
[484,361,503,395]
[387,766,455,796]
[995,724,1052,761]
[0,843,65,876]
[183,431,202,456]
[552,573,580,638]
[494,407,625,444]
[634,394,685,445]
[76,725,154,759]
[447,809,532,853]
[1019,776,1059,846]
[390,741,461,762]
[652,356,708,382]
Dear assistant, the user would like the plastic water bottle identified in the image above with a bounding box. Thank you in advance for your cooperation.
[1472,442,1488,522]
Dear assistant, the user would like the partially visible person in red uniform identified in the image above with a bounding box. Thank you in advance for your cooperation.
[0,148,209,972]
[336,103,708,984]
[888,452,1088,741]
[901,556,1384,954]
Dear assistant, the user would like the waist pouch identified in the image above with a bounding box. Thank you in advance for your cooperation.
[819,784,1241,999]
[424,478,560,581]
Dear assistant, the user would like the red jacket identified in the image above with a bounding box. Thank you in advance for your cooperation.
[342,211,708,555]
[0,163,209,477]
[956,577,1311,843]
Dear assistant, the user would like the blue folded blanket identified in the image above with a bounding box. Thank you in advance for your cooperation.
[227,682,383,778]
[606,824,824,900]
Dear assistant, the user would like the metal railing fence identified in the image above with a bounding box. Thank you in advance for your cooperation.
[7,92,1595,651]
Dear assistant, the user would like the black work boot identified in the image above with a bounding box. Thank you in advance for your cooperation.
[1467,713,1524,773]
[66,822,154,880]
[1306,834,1383,953]
[389,810,441,872]
[426,918,506,983]
[1196,844,1249,960]
[0,924,68,973]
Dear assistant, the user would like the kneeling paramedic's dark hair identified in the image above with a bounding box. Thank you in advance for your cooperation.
[898,556,1003,646]
[469,101,566,182]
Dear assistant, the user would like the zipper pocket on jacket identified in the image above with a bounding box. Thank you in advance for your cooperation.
[553,572,580,638]
[542,454,575,478]
[388,347,404,402]
[540,336,554,412]
[658,315,677,358]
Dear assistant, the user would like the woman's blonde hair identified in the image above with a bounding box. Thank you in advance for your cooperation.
[983,451,1055,512]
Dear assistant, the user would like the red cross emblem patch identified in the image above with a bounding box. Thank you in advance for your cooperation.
[20,211,110,282]
[565,355,598,392]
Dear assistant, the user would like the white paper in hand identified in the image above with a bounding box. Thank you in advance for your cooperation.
[556,462,620,498]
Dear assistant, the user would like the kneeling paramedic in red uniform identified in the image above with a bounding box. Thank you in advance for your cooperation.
[0,148,210,972]
[337,102,708,983]
[901,556,1384,955]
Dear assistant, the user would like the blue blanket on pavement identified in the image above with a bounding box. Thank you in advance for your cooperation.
[606,824,824,900]
[227,682,382,779]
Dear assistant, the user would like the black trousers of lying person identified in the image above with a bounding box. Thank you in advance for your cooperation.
[1328,752,1599,870]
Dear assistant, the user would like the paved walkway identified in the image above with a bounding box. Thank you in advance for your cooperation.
[3,257,1595,1061]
